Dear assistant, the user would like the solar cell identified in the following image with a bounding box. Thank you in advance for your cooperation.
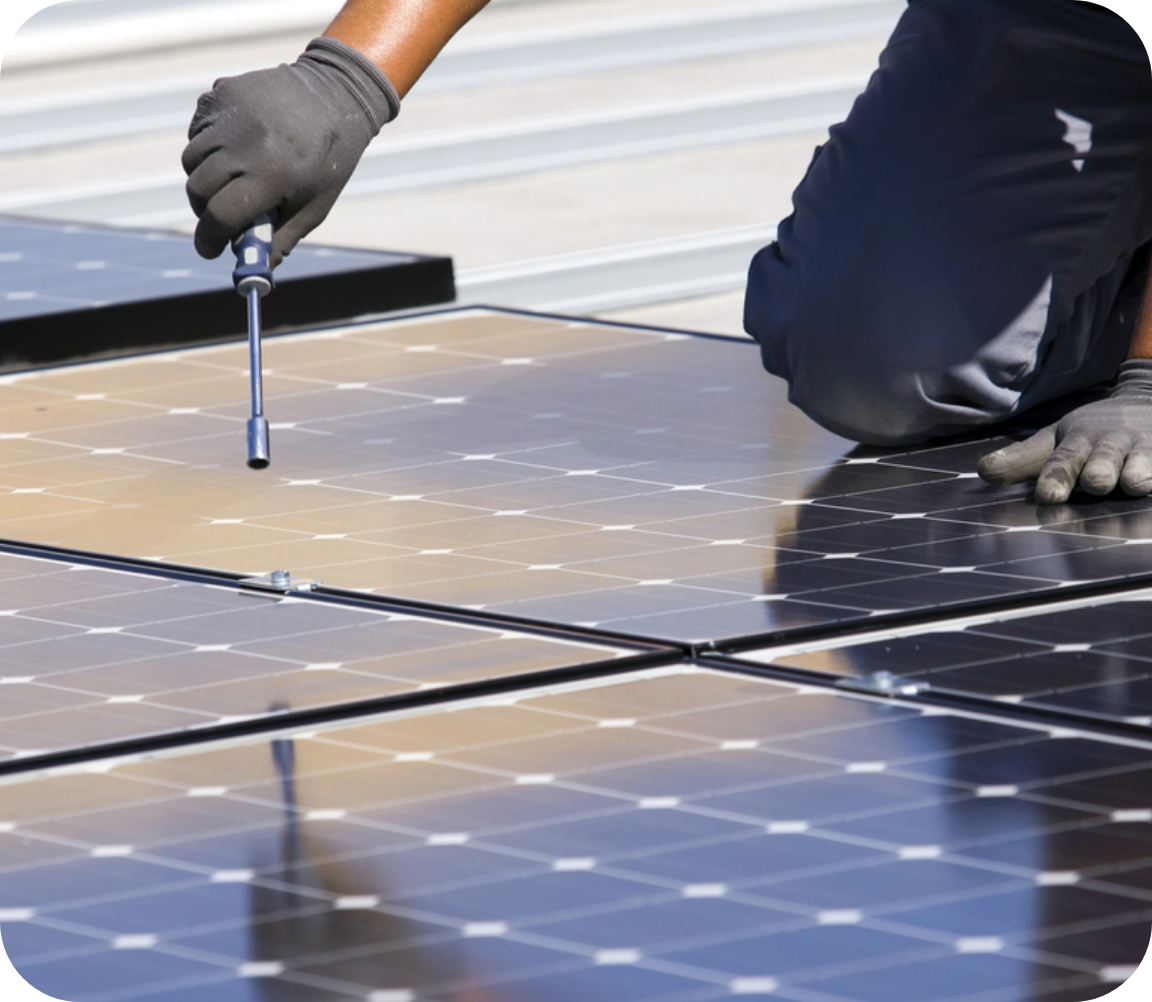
[1,668,1147,1002]
[2,306,1148,645]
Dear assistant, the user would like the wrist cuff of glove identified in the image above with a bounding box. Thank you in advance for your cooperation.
[302,37,401,132]
[1111,358,1152,398]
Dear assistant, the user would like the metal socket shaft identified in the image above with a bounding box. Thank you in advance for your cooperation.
[247,415,271,469]
[234,213,276,471]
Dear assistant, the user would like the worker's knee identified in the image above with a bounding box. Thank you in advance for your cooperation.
[744,244,951,447]
[776,344,941,448]
[790,361,938,448]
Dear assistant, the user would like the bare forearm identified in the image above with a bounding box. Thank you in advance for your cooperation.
[1127,274,1152,360]
[324,0,490,97]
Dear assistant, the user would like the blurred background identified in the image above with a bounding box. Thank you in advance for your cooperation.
[0,0,902,333]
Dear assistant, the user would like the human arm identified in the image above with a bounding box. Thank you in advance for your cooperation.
[324,0,490,98]
[977,277,1152,503]
[1129,276,1152,358]
[182,0,490,264]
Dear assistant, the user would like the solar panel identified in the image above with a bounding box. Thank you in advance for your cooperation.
[0,217,455,370]
[1,668,1147,1001]
[2,307,1147,646]
[0,297,1149,1002]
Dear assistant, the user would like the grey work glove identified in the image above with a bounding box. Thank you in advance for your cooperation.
[182,37,400,266]
[977,359,1152,503]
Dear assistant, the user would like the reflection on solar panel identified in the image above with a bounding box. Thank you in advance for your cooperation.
[0,303,1150,1002]
[3,307,1150,644]
[741,592,1152,730]
[2,670,1149,1002]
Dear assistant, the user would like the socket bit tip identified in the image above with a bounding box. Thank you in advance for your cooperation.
[247,416,270,469]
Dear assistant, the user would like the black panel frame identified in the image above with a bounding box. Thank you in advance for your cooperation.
[0,214,456,371]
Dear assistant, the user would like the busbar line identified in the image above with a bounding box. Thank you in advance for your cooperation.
[0,73,866,228]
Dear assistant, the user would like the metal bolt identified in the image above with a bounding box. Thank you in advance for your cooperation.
[269,569,291,588]
[872,671,895,693]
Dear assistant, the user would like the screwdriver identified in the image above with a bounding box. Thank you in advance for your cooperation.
[232,212,276,469]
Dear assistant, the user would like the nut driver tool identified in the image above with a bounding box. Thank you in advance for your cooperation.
[232,213,276,469]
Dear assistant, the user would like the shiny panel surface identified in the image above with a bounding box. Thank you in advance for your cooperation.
[764,593,1152,728]
[1,669,1148,1001]
[0,550,630,761]
[2,307,1149,642]
[0,217,428,321]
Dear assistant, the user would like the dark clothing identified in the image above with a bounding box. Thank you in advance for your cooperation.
[743,0,1152,446]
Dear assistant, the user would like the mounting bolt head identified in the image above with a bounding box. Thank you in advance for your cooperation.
[872,671,895,692]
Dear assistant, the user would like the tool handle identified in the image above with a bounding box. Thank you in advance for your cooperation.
[232,211,276,298]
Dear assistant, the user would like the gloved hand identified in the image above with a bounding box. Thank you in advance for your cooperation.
[183,37,400,266]
[977,359,1152,503]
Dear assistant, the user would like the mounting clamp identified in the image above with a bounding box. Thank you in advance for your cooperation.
[835,670,929,698]
[239,569,320,595]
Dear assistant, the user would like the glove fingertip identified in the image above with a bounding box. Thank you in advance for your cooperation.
[1120,466,1152,498]
[181,147,205,178]
[1035,468,1074,505]
[1080,464,1121,496]
[270,215,314,268]
[269,236,290,270]
[193,230,227,260]
[976,451,1011,484]
[1080,479,1114,497]
[1035,484,1071,505]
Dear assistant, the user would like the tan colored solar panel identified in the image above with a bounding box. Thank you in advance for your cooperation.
[1,307,1124,642]
[0,310,844,638]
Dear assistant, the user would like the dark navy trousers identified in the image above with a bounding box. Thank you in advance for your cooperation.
[744,0,1152,445]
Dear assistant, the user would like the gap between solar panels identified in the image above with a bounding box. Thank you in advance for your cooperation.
[0,647,684,781]
[0,537,675,653]
[699,654,1152,747]
[1,535,1151,778]
[5,644,1147,784]
[8,530,1152,677]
